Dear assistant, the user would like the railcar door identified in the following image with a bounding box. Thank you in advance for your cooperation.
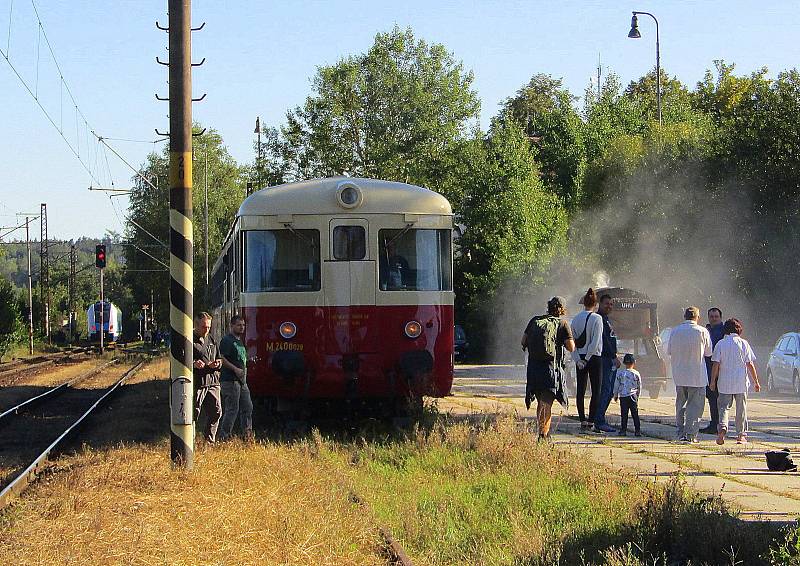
[326,219,377,354]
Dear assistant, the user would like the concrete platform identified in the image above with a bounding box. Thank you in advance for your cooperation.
[439,364,800,523]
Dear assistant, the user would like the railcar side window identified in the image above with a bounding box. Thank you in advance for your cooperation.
[379,229,452,291]
[245,230,320,292]
[333,226,366,260]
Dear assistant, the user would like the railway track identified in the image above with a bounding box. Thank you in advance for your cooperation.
[0,359,145,509]
[0,347,97,387]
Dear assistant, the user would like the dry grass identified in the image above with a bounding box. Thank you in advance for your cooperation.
[0,441,382,566]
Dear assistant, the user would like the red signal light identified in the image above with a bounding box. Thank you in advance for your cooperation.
[95,244,107,268]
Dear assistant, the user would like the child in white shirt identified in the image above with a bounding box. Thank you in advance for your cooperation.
[613,353,642,436]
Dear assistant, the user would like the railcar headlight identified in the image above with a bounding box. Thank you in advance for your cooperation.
[279,322,297,339]
[336,182,363,209]
[404,321,423,339]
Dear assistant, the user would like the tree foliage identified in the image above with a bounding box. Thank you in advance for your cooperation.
[269,26,480,198]
[0,277,23,360]
[125,127,246,321]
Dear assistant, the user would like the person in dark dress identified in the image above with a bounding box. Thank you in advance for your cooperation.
[521,296,576,441]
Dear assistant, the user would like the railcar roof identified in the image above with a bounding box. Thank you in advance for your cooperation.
[238,177,452,217]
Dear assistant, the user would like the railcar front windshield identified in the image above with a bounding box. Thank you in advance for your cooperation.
[245,229,320,292]
[379,229,452,291]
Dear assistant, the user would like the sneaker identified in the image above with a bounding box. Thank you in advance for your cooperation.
[716,429,726,445]
[678,435,690,443]
[618,430,627,436]
[595,423,616,433]
[688,437,700,444]
[580,421,592,430]
[699,425,718,435]
[736,435,747,445]
[634,431,642,437]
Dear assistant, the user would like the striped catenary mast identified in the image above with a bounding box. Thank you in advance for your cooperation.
[168,0,195,467]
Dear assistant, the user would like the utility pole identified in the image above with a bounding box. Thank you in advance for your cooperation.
[39,203,50,343]
[204,146,209,302]
[254,116,262,191]
[24,218,34,355]
[68,241,76,343]
[166,0,196,468]
[597,53,602,100]
[99,267,104,354]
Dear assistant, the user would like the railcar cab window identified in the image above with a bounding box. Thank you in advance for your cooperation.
[379,229,452,291]
[245,230,320,292]
[333,226,366,260]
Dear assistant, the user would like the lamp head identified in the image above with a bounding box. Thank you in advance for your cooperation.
[628,13,641,38]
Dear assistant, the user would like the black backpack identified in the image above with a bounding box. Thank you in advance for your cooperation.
[527,316,560,361]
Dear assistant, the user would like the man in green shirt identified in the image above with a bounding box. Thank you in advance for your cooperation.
[219,315,254,441]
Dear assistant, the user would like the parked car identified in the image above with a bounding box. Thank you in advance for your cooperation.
[766,332,800,395]
[454,325,469,363]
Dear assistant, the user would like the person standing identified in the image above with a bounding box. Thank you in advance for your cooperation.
[219,315,254,441]
[700,307,725,434]
[613,353,642,436]
[192,312,223,443]
[710,318,761,445]
[668,307,712,443]
[521,296,575,441]
[570,289,604,430]
[594,293,620,433]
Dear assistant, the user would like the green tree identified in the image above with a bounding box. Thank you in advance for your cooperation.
[125,127,245,321]
[272,26,480,198]
[0,277,23,360]
[501,74,586,209]
[455,119,568,355]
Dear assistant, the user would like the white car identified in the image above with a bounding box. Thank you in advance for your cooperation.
[766,332,800,395]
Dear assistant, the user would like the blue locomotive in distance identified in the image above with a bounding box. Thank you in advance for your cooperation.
[87,301,123,342]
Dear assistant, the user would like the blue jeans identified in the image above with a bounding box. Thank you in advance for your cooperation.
[595,357,616,426]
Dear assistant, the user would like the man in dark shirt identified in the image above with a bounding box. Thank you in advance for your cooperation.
[219,315,254,441]
[700,307,725,434]
[192,312,223,443]
[594,294,620,433]
[521,296,576,440]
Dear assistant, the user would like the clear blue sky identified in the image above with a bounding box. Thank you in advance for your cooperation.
[1,0,798,240]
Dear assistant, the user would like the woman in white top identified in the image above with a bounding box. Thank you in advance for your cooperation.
[710,318,761,445]
[570,288,604,429]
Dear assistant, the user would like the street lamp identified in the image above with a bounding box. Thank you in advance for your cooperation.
[627,11,661,126]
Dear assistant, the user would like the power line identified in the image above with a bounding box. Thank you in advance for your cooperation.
[0,1,102,184]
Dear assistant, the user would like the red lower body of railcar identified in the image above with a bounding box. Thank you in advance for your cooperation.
[242,304,454,399]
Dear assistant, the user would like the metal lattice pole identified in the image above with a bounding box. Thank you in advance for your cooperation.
[167,0,195,468]
[39,203,50,343]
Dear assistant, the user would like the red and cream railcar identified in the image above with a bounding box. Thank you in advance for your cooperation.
[210,177,454,405]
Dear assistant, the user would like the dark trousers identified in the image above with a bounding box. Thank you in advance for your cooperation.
[195,384,222,442]
[596,357,617,426]
[620,395,640,432]
[576,355,602,422]
[706,385,719,426]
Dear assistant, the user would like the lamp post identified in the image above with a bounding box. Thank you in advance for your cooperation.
[254,117,263,193]
[628,11,661,126]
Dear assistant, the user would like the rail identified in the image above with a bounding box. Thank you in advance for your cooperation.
[0,359,120,425]
[0,347,96,386]
[0,361,145,510]
[349,491,414,566]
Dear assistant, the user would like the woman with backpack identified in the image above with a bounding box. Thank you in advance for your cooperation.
[571,289,604,430]
[521,296,575,441]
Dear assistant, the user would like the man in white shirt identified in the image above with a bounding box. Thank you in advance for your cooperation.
[667,307,712,443]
